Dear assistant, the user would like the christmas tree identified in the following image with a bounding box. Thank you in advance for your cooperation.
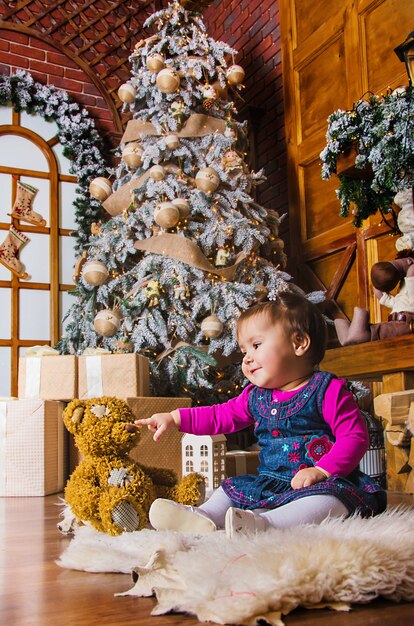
[60,0,291,403]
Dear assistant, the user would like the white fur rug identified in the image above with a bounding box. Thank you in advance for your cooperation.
[57,507,414,626]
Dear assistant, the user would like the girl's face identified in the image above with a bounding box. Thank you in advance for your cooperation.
[237,314,310,390]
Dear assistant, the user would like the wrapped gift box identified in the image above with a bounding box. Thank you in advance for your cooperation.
[226,450,260,477]
[18,355,77,401]
[78,353,150,399]
[0,399,66,496]
[127,397,191,478]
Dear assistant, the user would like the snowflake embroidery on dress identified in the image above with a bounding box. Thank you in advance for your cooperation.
[305,435,333,462]
[288,451,301,463]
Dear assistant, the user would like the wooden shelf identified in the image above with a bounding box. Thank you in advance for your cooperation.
[321,334,414,380]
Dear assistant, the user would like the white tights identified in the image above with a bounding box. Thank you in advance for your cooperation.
[199,486,348,529]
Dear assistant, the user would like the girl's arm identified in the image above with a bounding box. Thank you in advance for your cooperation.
[135,385,254,441]
[316,378,369,477]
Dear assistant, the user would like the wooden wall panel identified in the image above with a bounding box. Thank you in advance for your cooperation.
[280,0,414,345]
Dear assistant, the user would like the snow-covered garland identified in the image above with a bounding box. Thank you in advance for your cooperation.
[320,87,414,228]
[0,70,107,253]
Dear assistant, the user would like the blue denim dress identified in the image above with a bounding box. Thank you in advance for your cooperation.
[221,371,386,517]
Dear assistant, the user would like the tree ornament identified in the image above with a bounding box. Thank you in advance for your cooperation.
[215,246,230,267]
[73,251,87,283]
[90,222,102,235]
[224,124,237,140]
[117,83,137,103]
[146,53,165,73]
[226,64,245,86]
[143,279,160,307]
[201,314,223,339]
[122,142,144,168]
[170,101,185,120]
[89,177,112,202]
[211,80,228,100]
[172,274,190,300]
[195,167,220,193]
[165,134,180,150]
[113,337,135,353]
[154,201,180,229]
[149,164,166,180]
[171,197,190,218]
[156,68,180,93]
[221,150,243,170]
[82,260,109,286]
[94,308,122,337]
[202,84,217,110]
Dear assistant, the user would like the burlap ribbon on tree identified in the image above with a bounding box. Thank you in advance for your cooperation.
[102,164,186,217]
[134,233,247,280]
[121,113,226,144]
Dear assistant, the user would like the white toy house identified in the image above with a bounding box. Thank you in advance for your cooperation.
[182,434,227,496]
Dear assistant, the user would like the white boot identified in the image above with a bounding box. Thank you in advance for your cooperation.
[149,498,216,534]
[225,507,269,538]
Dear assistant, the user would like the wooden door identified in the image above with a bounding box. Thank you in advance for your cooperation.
[279,0,414,340]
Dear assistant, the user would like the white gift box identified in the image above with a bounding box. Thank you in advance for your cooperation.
[0,399,66,496]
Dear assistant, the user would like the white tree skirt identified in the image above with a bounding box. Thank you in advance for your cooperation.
[57,507,414,626]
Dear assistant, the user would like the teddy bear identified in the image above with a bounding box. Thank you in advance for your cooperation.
[61,396,205,535]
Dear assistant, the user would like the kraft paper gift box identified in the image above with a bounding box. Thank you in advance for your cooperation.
[78,353,150,399]
[0,399,66,496]
[127,397,191,478]
[18,354,77,401]
[226,450,260,477]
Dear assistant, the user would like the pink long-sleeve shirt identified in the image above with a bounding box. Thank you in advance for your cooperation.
[179,377,369,477]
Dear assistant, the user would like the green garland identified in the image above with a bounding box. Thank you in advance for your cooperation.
[320,87,414,228]
[0,70,107,253]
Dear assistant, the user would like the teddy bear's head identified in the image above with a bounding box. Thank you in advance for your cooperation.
[63,396,140,457]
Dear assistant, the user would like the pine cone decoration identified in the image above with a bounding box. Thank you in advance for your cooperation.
[202,98,215,110]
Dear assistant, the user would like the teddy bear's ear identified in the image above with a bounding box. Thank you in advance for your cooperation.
[63,400,86,434]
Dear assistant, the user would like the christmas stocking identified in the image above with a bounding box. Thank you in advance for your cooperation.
[8,181,46,227]
[0,225,30,279]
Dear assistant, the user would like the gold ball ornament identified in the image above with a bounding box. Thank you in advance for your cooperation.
[226,64,245,86]
[89,177,112,202]
[82,260,109,286]
[201,315,224,339]
[165,134,180,150]
[156,68,180,93]
[117,83,137,103]
[171,197,190,218]
[195,167,220,193]
[146,53,165,73]
[122,142,144,168]
[154,201,180,229]
[94,308,122,337]
[149,164,166,180]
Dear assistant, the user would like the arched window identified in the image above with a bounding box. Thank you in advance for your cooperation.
[0,107,77,396]
[200,460,209,472]
[200,444,208,457]
[185,460,194,473]
[185,444,193,457]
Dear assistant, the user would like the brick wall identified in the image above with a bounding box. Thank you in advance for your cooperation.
[0,30,117,138]
[204,0,288,231]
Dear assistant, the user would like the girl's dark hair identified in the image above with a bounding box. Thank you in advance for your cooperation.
[237,291,327,365]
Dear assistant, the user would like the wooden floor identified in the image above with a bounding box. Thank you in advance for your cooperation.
[1,494,414,626]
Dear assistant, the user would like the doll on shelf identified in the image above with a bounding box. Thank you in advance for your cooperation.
[333,256,414,345]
